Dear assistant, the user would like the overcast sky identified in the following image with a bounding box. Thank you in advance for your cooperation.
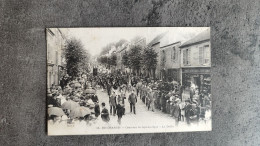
[60,27,209,56]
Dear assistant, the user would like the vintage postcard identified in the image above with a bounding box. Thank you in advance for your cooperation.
[47,27,211,135]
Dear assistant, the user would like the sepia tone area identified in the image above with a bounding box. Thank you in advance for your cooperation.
[1,0,260,145]
[47,28,211,135]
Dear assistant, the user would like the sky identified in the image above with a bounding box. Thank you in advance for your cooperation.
[60,27,209,56]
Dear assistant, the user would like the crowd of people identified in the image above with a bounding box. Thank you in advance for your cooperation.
[48,71,211,126]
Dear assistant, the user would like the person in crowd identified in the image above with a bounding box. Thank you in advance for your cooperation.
[145,86,151,107]
[91,93,99,103]
[107,82,112,96]
[101,102,110,122]
[47,91,59,107]
[90,93,100,117]
[118,89,126,115]
[109,91,117,116]
[179,100,186,122]
[172,100,180,126]
[165,92,171,114]
[136,80,142,98]
[184,100,192,125]
[128,89,137,114]
[161,92,167,113]
[116,103,124,125]
[148,88,155,112]
[50,84,56,92]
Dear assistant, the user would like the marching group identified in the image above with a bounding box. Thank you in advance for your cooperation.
[48,72,211,126]
[100,73,212,126]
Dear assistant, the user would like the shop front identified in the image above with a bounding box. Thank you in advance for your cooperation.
[167,68,180,82]
[181,67,211,100]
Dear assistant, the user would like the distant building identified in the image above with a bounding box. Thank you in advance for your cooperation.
[180,29,211,98]
[160,41,181,82]
[47,28,68,89]
[147,32,168,79]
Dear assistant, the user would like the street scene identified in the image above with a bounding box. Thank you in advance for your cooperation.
[47,27,211,135]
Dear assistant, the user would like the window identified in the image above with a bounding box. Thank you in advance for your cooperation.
[171,47,176,61]
[199,44,210,65]
[183,48,190,65]
[204,45,210,64]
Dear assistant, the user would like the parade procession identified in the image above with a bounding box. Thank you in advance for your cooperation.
[47,27,212,135]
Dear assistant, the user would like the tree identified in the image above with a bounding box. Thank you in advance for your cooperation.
[128,45,143,75]
[122,52,129,68]
[100,42,115,56]
[63,39,88,80]
[115,39,127,48]
[110,53,117,66]
[98,56,108,65]
[142,48,158,78]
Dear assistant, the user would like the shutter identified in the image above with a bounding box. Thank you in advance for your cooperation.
[187,49,191,65]
[183,50,186,65]
[199,47,203,64]
[204,46,210,64]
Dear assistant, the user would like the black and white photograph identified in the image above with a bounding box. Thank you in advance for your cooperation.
[47,27,211,135]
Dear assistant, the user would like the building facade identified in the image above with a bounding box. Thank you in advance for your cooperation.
[148,32,168,79]
[180,29,211,100]
[47,28,68,89]
[160,41,181,82]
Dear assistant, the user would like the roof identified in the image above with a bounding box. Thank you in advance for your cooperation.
[180,29,210,48]
[148,32,168,47]
[160,41,181,49]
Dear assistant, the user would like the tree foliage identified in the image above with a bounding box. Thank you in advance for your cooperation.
[122,52,129,68]
[110,53,117,66]
[115,39,127,48]
[142,48,158,71]
[98,53,116,68]
[63,39,89,79]
[128,45,142,72]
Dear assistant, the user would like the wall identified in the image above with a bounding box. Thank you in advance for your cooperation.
[152,43,161,79]
[1,0,260,145]
[47,28,66,88]
[181,41,211,68]
[163,42,181,69]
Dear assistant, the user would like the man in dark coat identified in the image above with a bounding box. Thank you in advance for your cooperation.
[107,83,112,96]
[172,100,180,126]
[116,103,124,125]
[91,94,99,103]
[128,89,137,114]
[109,91,117,116]
[184,100,193,125]
[101,102,110,122]
[91,94,100,117]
